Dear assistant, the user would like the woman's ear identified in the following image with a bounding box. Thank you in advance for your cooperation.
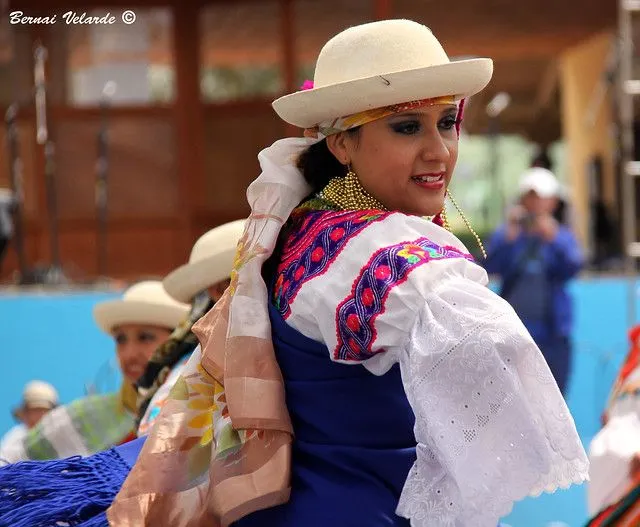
[326,132,350,166]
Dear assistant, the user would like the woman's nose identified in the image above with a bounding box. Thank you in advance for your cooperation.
[420,131,450,163]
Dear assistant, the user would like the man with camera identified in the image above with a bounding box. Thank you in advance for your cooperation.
[484,167,584,395]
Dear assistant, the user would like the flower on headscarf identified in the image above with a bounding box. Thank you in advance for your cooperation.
[299,79,314,91]
[228,227,269,296]
[185,363,223,446]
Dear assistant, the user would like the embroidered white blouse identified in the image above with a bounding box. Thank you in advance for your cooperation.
[275,210,588,526]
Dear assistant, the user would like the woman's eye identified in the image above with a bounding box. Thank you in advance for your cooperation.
[115,334,127,345]
[138,332,156,342]
[391,120,421,135]
[439,116,457,130]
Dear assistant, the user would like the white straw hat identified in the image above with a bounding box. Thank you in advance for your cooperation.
[93,280,190,334]
[21,380,58,409]
[272,19,493,128]
[163,219,246,303]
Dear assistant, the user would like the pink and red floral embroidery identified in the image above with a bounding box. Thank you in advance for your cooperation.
[333,238,473,361]
[274,210,388,318]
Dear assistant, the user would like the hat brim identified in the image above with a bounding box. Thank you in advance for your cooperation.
[272,58,493,129]
[12,402,57,420]
[163,248,236,304]
[93,300,187,334]
[519,186,557,199]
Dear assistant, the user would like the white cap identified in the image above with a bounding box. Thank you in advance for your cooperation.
[518,167,560,199]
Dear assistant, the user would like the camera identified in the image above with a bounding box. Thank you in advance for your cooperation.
[518,213,536,231]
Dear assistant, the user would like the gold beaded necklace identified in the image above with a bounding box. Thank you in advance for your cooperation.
[319,168,388,211]
[441,192,487,259]
[317,169,486,258]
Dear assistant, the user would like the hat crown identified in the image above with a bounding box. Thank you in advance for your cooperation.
[122,280,186,310]
[519,167,560,198]
[23,380,58,405]
[189,219,246,265]
[314,19,449,88]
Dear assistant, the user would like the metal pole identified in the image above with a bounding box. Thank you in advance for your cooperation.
[488,116,501,227]
[34,42,64,282]
[618,0,637,327]
[96,85,113,278]
[4,104,27,278]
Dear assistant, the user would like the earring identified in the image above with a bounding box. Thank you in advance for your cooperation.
[446,191,487,259]
[320,164,387,211]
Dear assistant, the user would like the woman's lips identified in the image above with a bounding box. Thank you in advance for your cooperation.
[124,366,144,380]
[411,172,445,190]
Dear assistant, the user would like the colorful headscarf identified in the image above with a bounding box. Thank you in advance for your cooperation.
[305,94,457,138]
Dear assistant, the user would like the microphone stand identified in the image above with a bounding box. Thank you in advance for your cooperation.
[4,103,28,280]
[34,42,66,285]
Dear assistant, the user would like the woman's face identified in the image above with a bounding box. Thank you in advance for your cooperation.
[327,103,459,217]
[20,407,51,428]
[113,324,172,383]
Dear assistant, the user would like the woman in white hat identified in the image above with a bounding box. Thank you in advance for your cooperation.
[0,381,58,461]
[110,20,587,527]
[10,381,58,429]
[0,280,188,464]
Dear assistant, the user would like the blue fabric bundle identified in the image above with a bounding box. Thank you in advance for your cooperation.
[0,436,144,527]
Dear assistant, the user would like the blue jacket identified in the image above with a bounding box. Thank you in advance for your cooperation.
[483,225,583,340]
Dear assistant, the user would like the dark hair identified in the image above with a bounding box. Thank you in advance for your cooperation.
[531,150,552,171]
[553,197,569,226]
[296,130,359,194]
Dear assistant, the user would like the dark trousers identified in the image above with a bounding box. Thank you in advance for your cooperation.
[538,335,572,395]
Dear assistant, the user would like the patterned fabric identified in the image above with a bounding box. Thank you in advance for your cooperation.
[0,387,136,464]
[606,325,640,417]
[137,353,191,437]
[586,480,640,526]
[135,292,213,426]
[274,209,388,318]
[305,95,456,138]
[334,238,473,361]
[588,326,640,516]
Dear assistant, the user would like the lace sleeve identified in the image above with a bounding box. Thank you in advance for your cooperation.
[395,276,588,527]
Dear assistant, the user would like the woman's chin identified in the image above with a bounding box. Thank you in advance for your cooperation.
[411,201,445,218]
